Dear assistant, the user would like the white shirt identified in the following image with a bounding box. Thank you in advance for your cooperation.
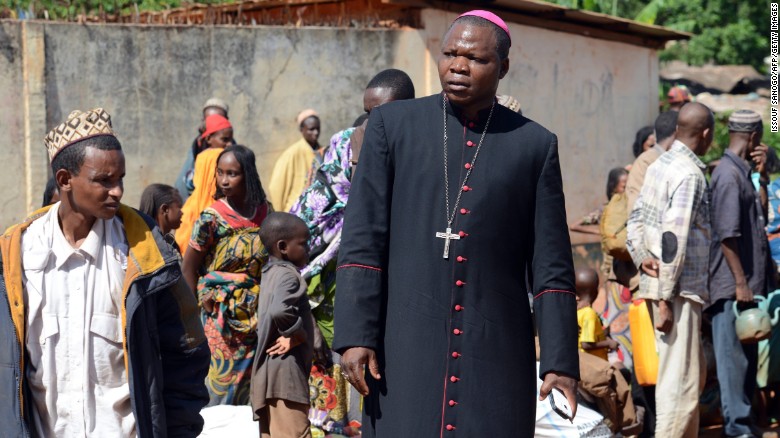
[21,203,136,437]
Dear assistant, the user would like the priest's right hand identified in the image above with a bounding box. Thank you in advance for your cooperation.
[341,347,381,396]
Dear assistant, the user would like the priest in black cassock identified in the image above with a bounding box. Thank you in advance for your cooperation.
[334,10,580,436]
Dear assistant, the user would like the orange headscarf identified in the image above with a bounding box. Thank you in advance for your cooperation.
[175,147,224,252]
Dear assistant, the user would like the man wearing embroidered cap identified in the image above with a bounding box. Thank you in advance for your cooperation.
[335,10,579,436]
[0,108,210,436]
[708,109,768,438]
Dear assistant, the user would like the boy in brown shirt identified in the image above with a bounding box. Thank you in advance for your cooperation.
[252,212,314,438]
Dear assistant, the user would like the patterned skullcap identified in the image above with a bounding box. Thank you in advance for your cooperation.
[728,109,762,133]
[203,97,229,114]
[497,95,522,114]
[44,108,115,162]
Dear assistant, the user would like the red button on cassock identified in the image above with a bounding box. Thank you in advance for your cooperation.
[450,375,460,382]
[452,352,461,358]
[458,231,468,238]
[456,280,465,287]
[456,256,466,262]
[464,163,471,170]
[449,400,458,407]
[463,185,471,191]
[460,208,469,215]
[453,328,462,335]
[454,304,463,311]
[466,140,474,147]
[446,424,456,431]
[469,122,475,128]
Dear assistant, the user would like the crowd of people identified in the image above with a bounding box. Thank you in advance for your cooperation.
[0,6,773,438]
[570,83,778,437]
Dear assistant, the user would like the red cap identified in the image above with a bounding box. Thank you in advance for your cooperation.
[201,114,232,139]
[667,86,691,104]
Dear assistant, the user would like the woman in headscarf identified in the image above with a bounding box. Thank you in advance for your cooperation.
[175,114,234,251]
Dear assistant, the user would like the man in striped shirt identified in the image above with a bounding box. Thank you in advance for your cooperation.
[626,102,714,438]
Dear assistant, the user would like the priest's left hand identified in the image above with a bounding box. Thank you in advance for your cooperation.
[539,372,578,419]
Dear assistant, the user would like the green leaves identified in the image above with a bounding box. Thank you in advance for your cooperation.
[2,0,185,19]
[547,0,769,71]
[634,0,662,24]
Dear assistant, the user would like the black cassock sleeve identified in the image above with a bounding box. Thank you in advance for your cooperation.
[332,107,393,353]
[531,135,580,381]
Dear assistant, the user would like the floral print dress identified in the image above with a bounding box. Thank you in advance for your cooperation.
[291,128,362,437]
[190,199,269,406]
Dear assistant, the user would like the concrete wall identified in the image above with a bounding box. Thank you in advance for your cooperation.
[0,16,658,228]
[0,22,28,226]
[0,20,429,227]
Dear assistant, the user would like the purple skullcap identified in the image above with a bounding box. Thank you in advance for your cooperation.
[457,10,511,44]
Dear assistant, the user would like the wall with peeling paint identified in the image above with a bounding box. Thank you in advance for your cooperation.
[0,16,658,229]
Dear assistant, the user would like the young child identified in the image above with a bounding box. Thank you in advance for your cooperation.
[139,183,184,252]
[576,268,619,361]
[252,212,314,438]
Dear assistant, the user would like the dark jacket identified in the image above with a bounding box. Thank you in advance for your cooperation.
[709,149,769,304]
[0,204,210,437]
[334,94,578,437]
[251,259,313,411]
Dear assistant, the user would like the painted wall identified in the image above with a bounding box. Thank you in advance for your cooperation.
[0,16,658,229]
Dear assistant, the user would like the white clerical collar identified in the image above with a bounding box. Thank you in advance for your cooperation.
[50,203,106,269]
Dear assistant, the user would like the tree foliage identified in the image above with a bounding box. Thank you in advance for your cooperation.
[1,0,231,19]
[547,0,648,18]
[648,1,768,71]
[2,0,772,71]
[547,0,769,71]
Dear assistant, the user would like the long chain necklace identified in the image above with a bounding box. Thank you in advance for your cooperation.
[436,95,495,259]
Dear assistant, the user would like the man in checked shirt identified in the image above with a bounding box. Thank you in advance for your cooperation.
[626,102,714,438]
